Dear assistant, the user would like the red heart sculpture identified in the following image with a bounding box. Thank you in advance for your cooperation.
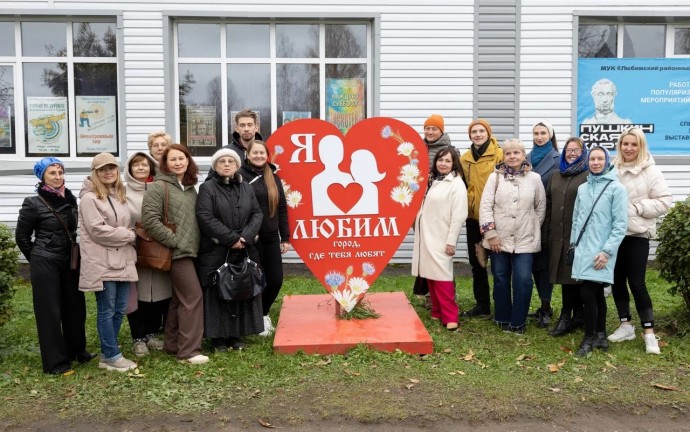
[327,183,363,214]
[266,117,428,312]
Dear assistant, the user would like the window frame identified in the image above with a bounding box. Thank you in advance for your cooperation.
[172,18,374,156]
[0,14,122,165]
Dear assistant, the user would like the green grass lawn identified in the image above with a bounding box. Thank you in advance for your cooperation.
[0,269,688,426]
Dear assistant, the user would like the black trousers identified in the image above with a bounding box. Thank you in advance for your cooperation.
[561,283,583,316]
[465,218,490,310]
[127,298,170,340]
[256,235,284,316]
[612,236,654,328]
[581,281,607,337]
[29,255,87,374]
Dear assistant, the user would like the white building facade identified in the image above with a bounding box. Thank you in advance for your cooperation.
[1,0,688,261]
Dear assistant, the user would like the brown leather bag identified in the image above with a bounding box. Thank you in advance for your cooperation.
[135,183,175,272]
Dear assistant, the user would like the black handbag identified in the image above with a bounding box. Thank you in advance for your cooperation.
[210,250,265,302]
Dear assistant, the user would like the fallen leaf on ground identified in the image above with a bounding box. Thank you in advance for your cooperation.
[462,349,475,361]
[516,354,525,361]
[316,358,332,366]
[408,378,420,384]
[405,384,414,390]
[574,376,583,383]
[605,361,617,369]
[547,364,560,373]
[559,346,573,354]
[443,348,452,353]
[258,418,276,428]
[652,383,679,391]
[549,387,561,392]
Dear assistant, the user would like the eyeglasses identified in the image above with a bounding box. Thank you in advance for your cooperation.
[565,149,583,155]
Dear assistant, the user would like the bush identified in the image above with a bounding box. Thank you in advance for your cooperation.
[656,197,690,314]
[0,224,19,328]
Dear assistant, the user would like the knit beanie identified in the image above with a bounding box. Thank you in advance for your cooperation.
[467,119,492,138]
[33,157,64,181]
[211,148,242,170]
[424,114,445,132]
[534,120,554,139]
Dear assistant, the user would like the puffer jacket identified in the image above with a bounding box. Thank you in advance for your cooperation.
[570,168,628,284]
[412,172,468,281]
[240,163,289,239]
[460,139,504,220]
[615,156,672,238]
[78,177,138,291]
[479,164,546,253]
[141,172,200,260]
[424,133,452,171]
[15,187,78,263]
[196,171,263,287]
[124,152,172,302]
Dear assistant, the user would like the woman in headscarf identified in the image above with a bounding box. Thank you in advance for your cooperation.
[570,146,627,357]
[543,137,588,336]
[15,158,94,375]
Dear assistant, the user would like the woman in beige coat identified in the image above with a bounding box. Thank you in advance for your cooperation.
[124,151,172,356]
[79,153,138,372]
[480,139,546,334]
[412,146,468,331]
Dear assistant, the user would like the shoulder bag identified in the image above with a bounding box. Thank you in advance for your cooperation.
[38,196,80,271]
[135,182,176,272]
[209,249,265,302]
[566,180,613,266]
[476,172,500,268]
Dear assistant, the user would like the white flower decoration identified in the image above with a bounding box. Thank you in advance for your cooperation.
[332,289,358,312]
[398,164,420,184]
[347,277,370,296]
[396,142,415,157]
[286,190,302,208]
[281,179,290,192]
[390,185,413,206]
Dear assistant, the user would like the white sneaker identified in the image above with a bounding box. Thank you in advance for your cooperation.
[99,357,138,372]
[258,315,275,337]
[182,354,209,365]
[132,340,149,357]
[608,324,636,342]
[644,333,661,355]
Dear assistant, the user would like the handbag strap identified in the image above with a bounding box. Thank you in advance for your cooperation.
[38,195,75,245]
[163,182,170,225]
[573,180,613,247]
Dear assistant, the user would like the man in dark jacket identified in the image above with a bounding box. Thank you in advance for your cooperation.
[226,109,263,159]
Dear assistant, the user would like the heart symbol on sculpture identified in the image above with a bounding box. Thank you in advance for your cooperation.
[327,183,363,214]
[266,117,428,312]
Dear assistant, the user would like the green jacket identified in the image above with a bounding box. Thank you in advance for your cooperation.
[141,172,200,260]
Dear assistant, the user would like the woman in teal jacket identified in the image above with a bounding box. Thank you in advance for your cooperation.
[570,146,627,357]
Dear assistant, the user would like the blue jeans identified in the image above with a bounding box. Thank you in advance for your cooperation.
[95,281,130,362]
[490,252,534,328]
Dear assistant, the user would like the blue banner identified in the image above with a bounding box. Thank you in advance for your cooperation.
[577,58,690,155]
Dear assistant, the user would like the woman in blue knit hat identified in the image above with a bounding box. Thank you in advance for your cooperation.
[15,157,95,375]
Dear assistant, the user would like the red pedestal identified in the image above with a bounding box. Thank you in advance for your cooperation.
[273,292,434,355]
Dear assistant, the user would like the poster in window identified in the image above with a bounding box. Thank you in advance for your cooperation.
[76,96,117,153]
[27,97,68,154]
[577,58,690,154]
[187,106,216,147]
[0,105,10,148]
[326,78,364,134]
[282,111,311,125]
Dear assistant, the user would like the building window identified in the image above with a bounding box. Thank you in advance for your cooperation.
[579,22,690,58]
[0,19,118,158]
[674,27,690,55]
[175,20,371,157]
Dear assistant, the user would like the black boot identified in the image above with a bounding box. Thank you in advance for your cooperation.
[537,307,553,328]
[576,335,596,357]
[572,309,585,329]
[549,313,573,337]
[593,332,609,351]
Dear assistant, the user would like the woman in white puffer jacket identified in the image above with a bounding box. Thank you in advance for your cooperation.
[608,128,672,354]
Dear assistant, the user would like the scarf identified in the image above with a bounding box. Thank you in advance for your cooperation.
[559,148,588,176]
[530,141,552,168]
[497,161,531,179]
[40,183,66,198]
[471,138,493,161]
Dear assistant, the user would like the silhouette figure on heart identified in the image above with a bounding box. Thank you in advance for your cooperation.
[311,135,386,216]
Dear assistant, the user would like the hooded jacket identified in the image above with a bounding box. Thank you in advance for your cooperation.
[479,163,546,253]
[527,146,560,189]
[424,133,452,171]
[615,156,672,238]
[124,152,172,302]
[78,177,138,291]
[141,172,200,260]
[570,168,628,284]
[460,139,504,220]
